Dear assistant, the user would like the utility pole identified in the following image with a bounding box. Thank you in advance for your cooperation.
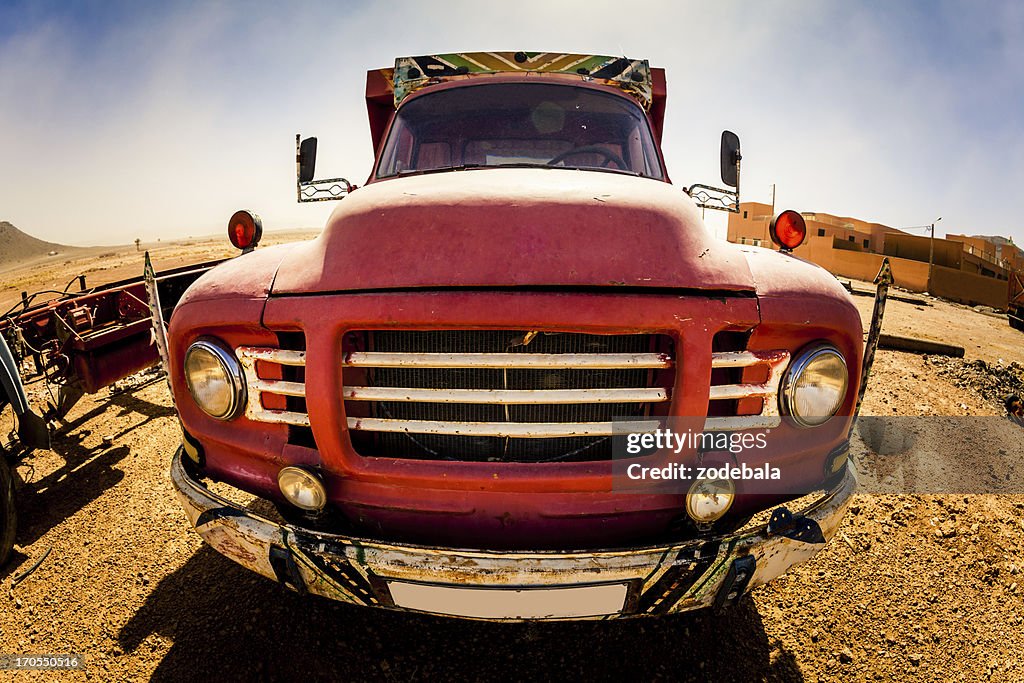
[927,216,942,294]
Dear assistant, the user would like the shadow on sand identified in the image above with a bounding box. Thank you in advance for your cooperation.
[2,391,174,578]
[119,546,804,682]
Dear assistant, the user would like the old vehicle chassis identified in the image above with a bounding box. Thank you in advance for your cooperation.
[0,260,221,565]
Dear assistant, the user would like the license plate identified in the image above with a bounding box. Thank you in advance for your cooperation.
[386,581,628,619]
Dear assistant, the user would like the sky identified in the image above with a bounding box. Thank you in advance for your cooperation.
[0,0,1022,246]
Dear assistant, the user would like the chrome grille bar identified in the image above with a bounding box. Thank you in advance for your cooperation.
[342,386,668,404]
[706,349,789,431]
[237,346,310,427]
[346,417,660,438]
[342,352,672,369]
[708,384,775,401]
[253,379,306,397]
[239,347,306,366]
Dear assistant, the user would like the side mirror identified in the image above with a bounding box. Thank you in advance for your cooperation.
[295,133,354,203]
[720,130,741,188]
[298,137,318,184]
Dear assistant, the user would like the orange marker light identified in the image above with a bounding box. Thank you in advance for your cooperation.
[228,210,262,251]
[769,210,807,251]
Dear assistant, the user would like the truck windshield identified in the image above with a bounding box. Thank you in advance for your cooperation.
[376,83,664,180]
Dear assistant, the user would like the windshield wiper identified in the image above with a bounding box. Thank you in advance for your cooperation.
[395,164,485,177]
[391,163,645,178]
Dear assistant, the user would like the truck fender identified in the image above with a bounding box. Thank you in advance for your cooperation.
[0,333,50,451]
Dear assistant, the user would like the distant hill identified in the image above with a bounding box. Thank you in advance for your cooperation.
[0,221,76,268]
[972,234,1014,246]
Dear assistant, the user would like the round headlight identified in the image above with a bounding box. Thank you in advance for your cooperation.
[278,466,327,512]
[781,345,848,427]
[183,340,245,419]
[686,478,735,523]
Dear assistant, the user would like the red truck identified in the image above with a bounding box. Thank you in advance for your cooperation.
[164,52,875,620]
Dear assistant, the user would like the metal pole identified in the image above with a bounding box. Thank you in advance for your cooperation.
[928,223,935,294]
[927,216,942,294]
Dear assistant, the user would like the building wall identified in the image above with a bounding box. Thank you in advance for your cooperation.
[948,234,997,261]
[931,266,1009,308]
[726,202,1015,309]
[883,234,962,269]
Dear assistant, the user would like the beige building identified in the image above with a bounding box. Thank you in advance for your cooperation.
[727,203,1020,310]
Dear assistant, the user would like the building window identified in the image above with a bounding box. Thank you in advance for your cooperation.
[743,211,748,219]
[849,236,856,242]
[817,228,825,237]
[863,239,870,249]
[753,239,762,247]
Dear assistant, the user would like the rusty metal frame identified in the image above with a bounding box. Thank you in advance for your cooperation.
[855,258,892,417]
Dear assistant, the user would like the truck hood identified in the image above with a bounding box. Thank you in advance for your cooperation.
[271,169,755,294]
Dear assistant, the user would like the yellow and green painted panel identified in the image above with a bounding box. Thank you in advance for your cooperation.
[392,52,652,109]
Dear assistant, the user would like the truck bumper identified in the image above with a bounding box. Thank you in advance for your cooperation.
[171,448,855,621]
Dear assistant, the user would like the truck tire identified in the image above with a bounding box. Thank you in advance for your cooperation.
[0,457,15,567]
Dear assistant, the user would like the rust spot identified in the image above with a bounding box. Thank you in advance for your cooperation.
[217,538,258,566]
[495,512,515,528]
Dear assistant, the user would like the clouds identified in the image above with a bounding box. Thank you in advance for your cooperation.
[0,0,1021,246]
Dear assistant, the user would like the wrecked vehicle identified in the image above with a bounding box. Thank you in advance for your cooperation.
[164,52,882,620]
[0,262,220,565]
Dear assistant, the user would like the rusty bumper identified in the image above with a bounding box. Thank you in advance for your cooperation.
[171,448,855,621]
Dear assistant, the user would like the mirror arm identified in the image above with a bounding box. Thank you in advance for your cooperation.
[685,183,740,213]
[298,177,355,203]
[295,133,355,203]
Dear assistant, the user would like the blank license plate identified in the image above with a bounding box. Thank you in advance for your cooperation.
[387,581,628,619]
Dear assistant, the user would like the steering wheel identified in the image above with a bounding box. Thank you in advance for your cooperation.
[547,145,628,170]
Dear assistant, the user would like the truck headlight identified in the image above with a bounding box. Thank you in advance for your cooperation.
[278,466,327,511]
[183,340,245,420]
[780,345,848,427]
[686,478,735,523]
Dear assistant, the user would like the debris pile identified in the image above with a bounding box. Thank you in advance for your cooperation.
[926,356,1024,407]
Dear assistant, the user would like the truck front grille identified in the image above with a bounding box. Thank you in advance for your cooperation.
[235,331,789,464]
[343,331,673,462]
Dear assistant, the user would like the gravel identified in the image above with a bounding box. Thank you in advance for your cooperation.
[1,277,1023,681]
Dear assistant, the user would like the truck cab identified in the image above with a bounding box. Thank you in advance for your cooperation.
[166,52,864,620]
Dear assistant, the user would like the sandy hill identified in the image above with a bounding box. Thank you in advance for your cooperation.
[0,221,75,268]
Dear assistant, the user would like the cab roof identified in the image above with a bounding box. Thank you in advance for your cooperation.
[364,52,667,155]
